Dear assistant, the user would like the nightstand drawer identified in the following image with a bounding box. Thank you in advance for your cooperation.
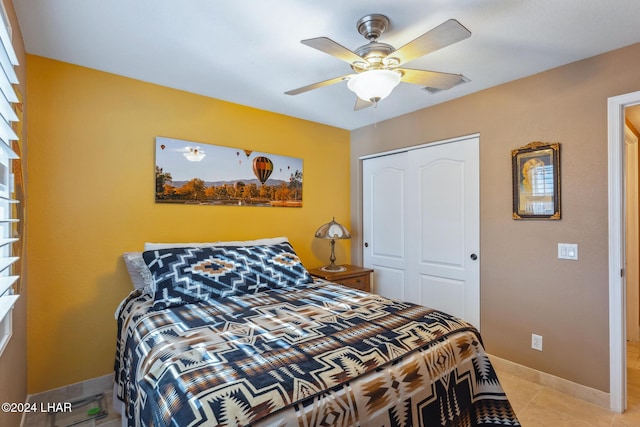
[308,265,373,293]
[337,275,370,292]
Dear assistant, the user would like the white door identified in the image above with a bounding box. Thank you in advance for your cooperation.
[362,152,409,301]
[362,135,480,328]
[407,137,480,328]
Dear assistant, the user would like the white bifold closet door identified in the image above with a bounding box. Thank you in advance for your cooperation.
[363,135,480,329]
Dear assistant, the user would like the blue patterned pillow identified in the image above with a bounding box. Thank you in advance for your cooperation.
[142,242,313,309]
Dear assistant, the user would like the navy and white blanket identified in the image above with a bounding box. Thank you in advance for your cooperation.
[115,280,520,426]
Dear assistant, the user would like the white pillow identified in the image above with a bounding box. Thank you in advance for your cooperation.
[143,236,289,250]
[123,252,152,291]
[123,237,291,290]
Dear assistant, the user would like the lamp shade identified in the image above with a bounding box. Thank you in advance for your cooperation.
[315,218,351,240]
[347,69,401,104]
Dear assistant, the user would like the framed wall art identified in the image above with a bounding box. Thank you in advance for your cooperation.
[512,142,561,220]
[155,137,303,207]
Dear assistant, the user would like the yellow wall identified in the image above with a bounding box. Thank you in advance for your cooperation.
[25,55,350,393]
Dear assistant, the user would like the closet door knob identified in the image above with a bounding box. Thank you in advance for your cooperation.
[364,242,369,247]
[470,253,478,260]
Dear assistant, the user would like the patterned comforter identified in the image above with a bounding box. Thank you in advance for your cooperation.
[115,280,520,426]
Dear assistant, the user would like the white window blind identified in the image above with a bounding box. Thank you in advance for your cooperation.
[0,0,19,359]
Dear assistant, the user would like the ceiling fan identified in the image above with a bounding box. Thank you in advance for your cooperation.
[285,14,471,110]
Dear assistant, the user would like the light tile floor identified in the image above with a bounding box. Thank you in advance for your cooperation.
[22,343,640,426]
[495,341,640,427]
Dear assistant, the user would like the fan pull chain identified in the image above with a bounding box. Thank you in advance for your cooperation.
[373,102,378,128]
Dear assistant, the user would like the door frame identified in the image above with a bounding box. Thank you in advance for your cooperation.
[608,90,640,413]
[625,126,639,343]
[359,133,480,161]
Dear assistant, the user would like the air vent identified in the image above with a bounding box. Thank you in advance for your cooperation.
[422,75,470,94]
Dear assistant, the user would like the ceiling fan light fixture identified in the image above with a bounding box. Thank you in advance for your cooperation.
[347,69,401,104]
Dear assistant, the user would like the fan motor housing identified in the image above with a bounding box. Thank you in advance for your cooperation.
[352,14,397,72]
[352,42,396,72]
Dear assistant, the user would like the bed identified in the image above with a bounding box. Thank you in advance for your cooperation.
[114,239,520,426]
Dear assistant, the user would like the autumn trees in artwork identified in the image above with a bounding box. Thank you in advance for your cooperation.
[155,166,303,207]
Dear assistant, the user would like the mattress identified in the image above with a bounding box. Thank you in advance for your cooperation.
[114,279,520,426]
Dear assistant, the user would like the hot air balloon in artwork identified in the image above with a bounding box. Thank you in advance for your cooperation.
[244,149,252,158]
[183,146,206,162]
[252,156,273,185]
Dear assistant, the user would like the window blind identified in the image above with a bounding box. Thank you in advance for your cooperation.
[0,0,19,358]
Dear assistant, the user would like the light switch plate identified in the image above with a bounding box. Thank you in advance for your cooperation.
[558,243,578,260]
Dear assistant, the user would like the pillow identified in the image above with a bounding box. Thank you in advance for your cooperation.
[144,236,289,251]
[123,237,290,290]
[143,242,313,310]
[123,252,152,290]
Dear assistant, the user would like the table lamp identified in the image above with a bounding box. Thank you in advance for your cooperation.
[315,217,351,272]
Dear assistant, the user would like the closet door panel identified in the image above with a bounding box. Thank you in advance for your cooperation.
[418,158,465,274]
[419,274,465,320]
[363,153,408,298]
[407,137,480,328]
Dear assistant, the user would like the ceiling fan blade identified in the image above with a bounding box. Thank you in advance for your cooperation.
[301,37,365,64]
[390,19,471,65]
[398,68,463,89]
[354,97,374,111]
[285,74,354,95]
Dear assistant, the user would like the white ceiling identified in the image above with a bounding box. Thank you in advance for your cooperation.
[13,0,640,131]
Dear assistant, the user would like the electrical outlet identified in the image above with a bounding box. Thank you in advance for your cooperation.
[531,334,543,351]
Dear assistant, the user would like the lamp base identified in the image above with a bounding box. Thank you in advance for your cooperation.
[320,264,347,272]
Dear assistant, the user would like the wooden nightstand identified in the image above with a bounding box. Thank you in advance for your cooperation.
[308,265,373,292]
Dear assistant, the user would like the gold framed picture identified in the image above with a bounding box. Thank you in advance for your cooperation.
[512,142,561,220]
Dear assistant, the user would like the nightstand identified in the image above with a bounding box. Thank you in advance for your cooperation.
[308,265,373,292]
